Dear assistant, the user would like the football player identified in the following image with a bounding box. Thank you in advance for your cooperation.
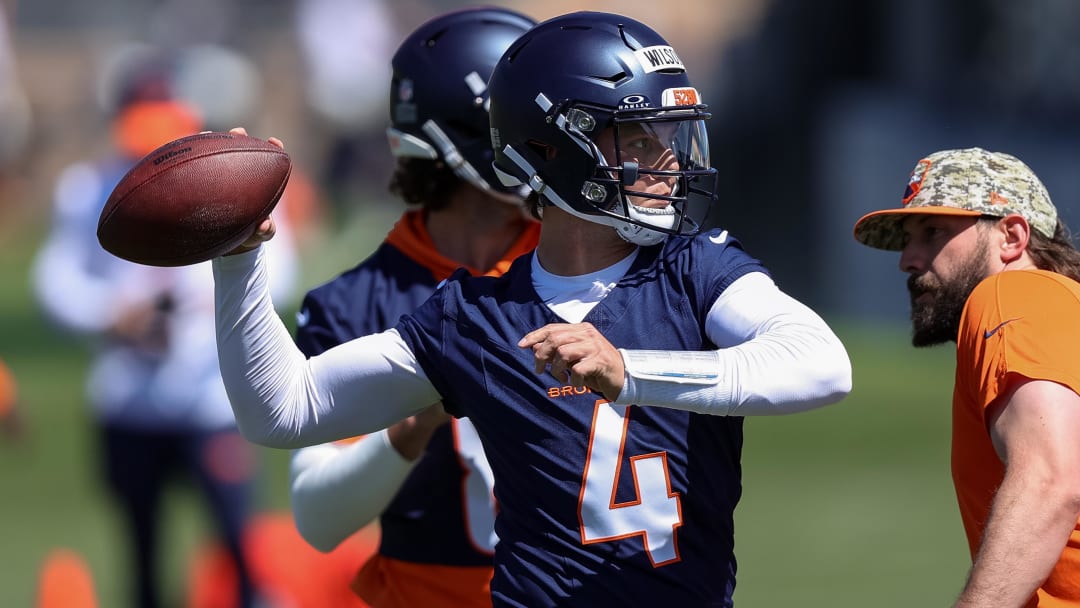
[286,8,538,608]
[214,11,852,607]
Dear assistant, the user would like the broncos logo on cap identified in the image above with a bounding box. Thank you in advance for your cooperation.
[902,159,932,205]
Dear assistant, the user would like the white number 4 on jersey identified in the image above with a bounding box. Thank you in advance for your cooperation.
[578,401,682,566]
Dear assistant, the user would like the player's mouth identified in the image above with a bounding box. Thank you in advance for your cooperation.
[907,275,934,306]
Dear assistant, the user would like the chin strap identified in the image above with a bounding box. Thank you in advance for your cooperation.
[388,124,527,203]
[611,197,675,245]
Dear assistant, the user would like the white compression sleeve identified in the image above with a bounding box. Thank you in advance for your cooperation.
[289,430,414,552]
[614,272,851,415]
[213,247,441,447]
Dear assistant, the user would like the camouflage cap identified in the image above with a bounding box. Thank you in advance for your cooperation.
[853,147,1057,251]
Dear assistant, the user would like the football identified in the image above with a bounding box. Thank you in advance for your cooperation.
[97,131,292,266]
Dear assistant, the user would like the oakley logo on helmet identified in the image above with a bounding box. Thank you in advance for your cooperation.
[618,95,652,110]
[662,88,700,107]
[635,45,684,73]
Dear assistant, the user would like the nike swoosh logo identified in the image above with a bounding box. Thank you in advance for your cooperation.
[295,308,311,327]
[709,231,729,245]
[984,318,1020,339]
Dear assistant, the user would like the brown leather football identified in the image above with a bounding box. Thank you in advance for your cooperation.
[97,131,291,266]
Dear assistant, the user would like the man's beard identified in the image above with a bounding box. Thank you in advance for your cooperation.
[908,239,990,347]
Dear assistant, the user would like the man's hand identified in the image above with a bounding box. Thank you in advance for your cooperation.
[108,295,171,352]
[225,216,276,256]
[223,127,284,256]
[518,322,624,401]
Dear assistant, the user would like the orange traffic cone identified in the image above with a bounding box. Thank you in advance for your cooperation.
[36,548,98,608]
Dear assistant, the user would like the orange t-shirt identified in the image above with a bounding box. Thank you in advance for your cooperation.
[954,269,1080,606]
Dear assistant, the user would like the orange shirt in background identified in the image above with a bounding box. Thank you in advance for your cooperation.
[954,269,1080,607]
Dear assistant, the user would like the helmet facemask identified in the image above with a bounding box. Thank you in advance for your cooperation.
[548,102,718,245]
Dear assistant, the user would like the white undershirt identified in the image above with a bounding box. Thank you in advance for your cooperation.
[532,250,637,323]
[214,247,851,449]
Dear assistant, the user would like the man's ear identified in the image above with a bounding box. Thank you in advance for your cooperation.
[998,214,1031,263]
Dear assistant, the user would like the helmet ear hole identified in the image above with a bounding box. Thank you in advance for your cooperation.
[527,140,556,162]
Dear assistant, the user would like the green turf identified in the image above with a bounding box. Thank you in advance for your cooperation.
[0,207,969,607]
[734,326,968,606]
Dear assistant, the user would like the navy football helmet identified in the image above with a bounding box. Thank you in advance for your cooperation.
[387,7,535,201]
[489,12,718,245]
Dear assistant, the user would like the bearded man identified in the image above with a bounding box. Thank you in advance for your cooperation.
[854,147,1080,608]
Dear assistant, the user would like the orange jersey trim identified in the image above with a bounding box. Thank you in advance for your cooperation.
[351,553,493,608]
[384,210,540,282]
[954,270,1080,605]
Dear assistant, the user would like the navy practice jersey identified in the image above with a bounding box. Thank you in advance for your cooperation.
[395,229,767,607]
[295,235,498,567]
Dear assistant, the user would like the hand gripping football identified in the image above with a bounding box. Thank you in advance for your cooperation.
[97,131,292,266]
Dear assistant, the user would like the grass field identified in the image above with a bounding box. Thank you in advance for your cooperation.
[0,205,968,607]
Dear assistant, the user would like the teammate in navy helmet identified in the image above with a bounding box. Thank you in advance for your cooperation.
[287,8,538,607]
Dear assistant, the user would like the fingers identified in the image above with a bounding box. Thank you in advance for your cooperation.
[519,327,551,374]
[224,216,276,256]
[255,216,276,239]
[546,341,595,386]
[226,127,286,150]
[517,326,549,349]
[519,323,607,386]
[520,324,570,375]
[518,323,626,400]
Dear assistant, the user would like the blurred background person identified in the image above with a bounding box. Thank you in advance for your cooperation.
[294,0,400,222]
[287,7,539,608]
[29,46,298,608]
